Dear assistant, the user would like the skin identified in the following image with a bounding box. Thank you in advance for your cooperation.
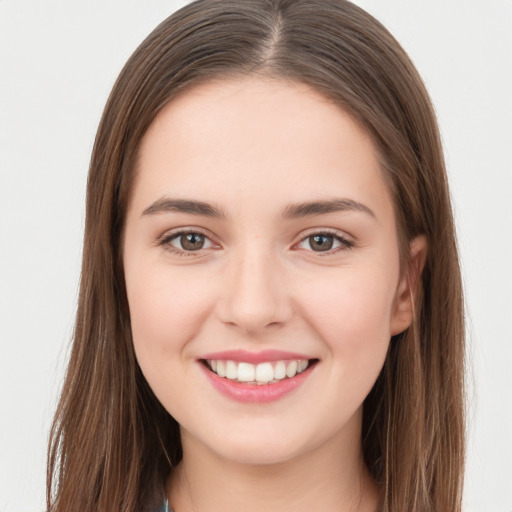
[123,77,426,512]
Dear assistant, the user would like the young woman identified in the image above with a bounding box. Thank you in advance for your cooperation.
[47,1,465,511]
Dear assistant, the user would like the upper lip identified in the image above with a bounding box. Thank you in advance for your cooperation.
[198,349,314,364]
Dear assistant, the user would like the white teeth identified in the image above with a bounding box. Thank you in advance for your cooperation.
[255,362,274,383]
[216,360,226,378]
[297,360,308,373]
[206,358,312,384]
[286,360,298,378]
[274,360,287,380]
[226,360,238,380]
[237,362,255,382]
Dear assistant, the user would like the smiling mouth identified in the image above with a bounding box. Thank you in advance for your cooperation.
[201,358,318,385]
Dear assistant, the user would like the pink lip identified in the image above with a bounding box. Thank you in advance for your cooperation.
[198,349,312,364]
[199,359,317,404]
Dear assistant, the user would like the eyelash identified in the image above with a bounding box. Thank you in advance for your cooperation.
[158,228,354,258]
[296,229,355,255]
[158,229,216,258]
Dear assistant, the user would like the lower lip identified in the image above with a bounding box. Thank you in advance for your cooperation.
[200,362,315,403]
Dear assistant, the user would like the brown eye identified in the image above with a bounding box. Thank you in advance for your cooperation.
[164,231,215,253]
[178,233,205,251]
[308,234,334,251]
[296,232,353,253]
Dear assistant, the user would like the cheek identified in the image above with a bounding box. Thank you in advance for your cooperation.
[125,263,214,372]
[125,262,221,417]
[298,262,398,384]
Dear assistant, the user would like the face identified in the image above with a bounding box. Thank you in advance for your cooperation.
[123,77,416,465]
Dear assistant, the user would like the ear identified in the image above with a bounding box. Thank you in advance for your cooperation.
[390,235,428,336]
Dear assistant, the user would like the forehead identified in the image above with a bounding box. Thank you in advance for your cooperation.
[132,76,394,224]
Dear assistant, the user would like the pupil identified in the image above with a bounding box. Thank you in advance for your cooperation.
[310,235,333,251]
[182,233,204,251]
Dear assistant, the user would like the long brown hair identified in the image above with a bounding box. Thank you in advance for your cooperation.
[47,1,465,510]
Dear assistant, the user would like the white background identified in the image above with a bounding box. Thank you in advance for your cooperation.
[0,1,511,511]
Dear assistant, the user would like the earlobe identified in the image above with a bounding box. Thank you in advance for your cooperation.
[390,235,428,335]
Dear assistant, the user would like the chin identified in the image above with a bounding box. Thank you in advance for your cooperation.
[183,419,328,467]
[214,441,305,466]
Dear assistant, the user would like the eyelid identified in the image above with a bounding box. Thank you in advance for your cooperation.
[158,227,221,256]
[293,228,355,254]
[169,233,215,250]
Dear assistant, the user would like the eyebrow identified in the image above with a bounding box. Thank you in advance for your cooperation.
[282,198,376,219]
[142,197,375,219]
[142,197,226,218]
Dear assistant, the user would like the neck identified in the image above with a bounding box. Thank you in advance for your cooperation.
[167,415,379,512]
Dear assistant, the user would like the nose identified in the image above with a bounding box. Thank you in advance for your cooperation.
[216,246,293,334]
